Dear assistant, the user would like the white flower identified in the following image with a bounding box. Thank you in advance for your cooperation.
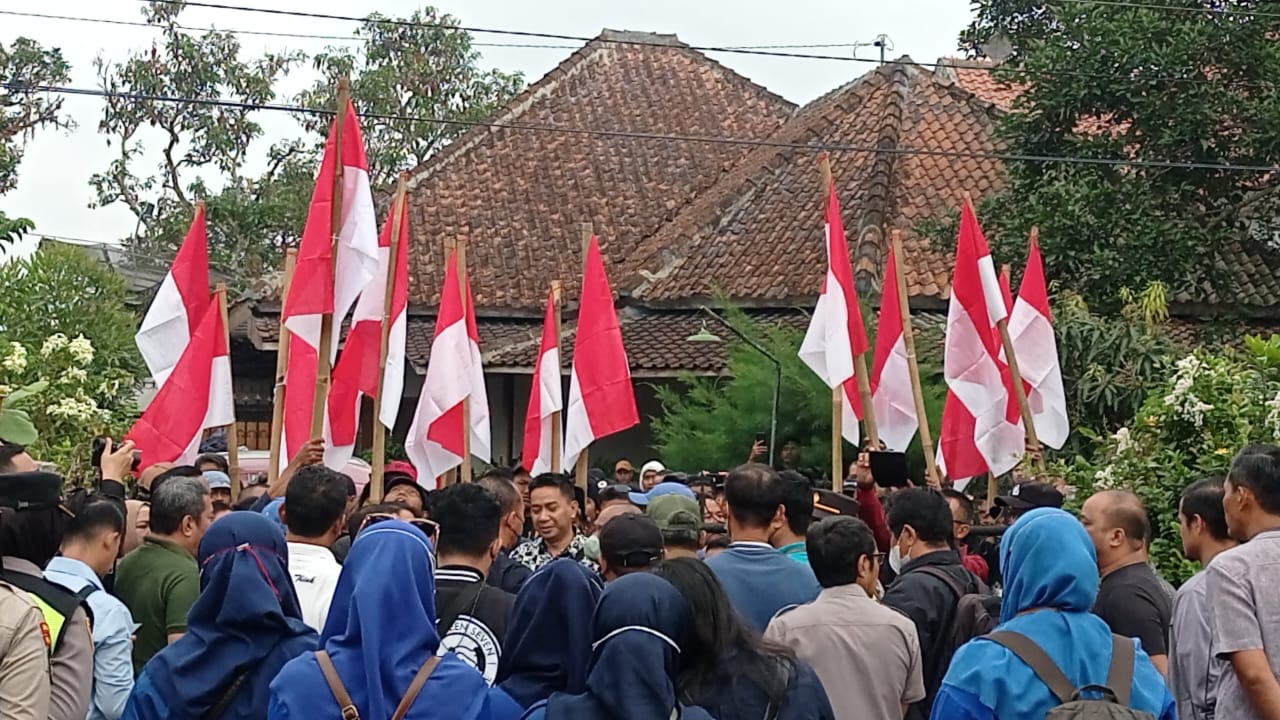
[45,396,101,423]
[1266,390,1280,440]
[60,367,88,385]
[68,336,94,366]
[1094,465,1116,490]
[1,342,27,373]
[1112,427,1132,453]
[41,333,68,358]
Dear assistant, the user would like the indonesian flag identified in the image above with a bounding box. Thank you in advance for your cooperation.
[136,206,210,386]
[870,245,918,452]
[327,193,411,467]
[1005,237,1070,449]
[998,266,1015,313]
[280,99,380,469]
[127,294,234,467]
[799,181,869,446]
[562,237,638,472]
[939,201,1025,479]
[522,291,562,475]
[405,251,491,487]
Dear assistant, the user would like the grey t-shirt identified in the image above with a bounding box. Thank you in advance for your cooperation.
[1170,567,1224,720]
[1207,529,1280,719]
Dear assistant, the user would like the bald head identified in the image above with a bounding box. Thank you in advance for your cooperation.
[1081,489,1152,572]
[594,502,641,531]
[1095,490,1150,545]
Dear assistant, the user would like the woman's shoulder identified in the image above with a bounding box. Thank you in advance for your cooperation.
[269,649,322,692]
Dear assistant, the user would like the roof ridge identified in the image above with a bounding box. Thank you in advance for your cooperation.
[850,62,912,293]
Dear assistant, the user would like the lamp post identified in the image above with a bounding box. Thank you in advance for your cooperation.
[686,306,781,467]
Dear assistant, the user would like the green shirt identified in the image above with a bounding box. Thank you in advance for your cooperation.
[114,535,199,674]
[779,541,810,564]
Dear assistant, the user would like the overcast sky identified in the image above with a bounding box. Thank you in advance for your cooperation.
[0,0,973,249]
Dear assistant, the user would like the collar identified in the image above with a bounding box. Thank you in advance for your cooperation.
[728,541,775,551]
[537,533,588,558]
[436,565,485,584]
[143,535,197,561]
[1,556,45,577]
[45,556,104,591]
[817,584,875,603]
[778,541,807,555]
[900,547,962,573]
[286,542,340,563]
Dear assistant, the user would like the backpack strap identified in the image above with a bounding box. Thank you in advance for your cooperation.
[1107,634,1135,706]
[915,565,967,598]
[986,631,1078,705]
[391,656,441,720]
[314,651,361,720]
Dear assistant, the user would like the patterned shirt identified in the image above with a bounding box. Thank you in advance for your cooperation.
[511,533,599,574]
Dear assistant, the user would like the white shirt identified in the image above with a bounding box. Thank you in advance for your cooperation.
[287,542,343,632]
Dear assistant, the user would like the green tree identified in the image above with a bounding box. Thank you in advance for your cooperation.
[961,0,1280,306]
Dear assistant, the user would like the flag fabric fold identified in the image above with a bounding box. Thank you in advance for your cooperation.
[799,181,869,446]
[522,291,562,475]
[1006,237,1070,449]
[136,205,211,386]
[463,271,492,465]
[562,237,638,472]
[870,245,919,452]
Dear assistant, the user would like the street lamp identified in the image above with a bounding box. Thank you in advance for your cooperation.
[685,306,781,467]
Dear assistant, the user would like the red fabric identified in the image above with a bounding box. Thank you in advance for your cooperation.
[573,237,638,439]
[826,183,867,419]
[521,290,558,473]
[856,486,892,552]
[959,545,990,584]
[424,251,468,456]
[870,245,904,394]
[171,205,211,335]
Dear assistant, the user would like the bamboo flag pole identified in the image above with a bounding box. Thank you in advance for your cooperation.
[267,249,299,485]
[995,228,1045,472]
[369,175,408,502]
[215,280,241,500]
[458,238,473,484]
[574,223,592,497]
[310,77,351,440]
[891,231,941,488]
[550,279,564,475]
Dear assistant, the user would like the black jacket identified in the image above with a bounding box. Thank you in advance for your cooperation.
[435,565,515,685]
[881,549,982,720]
[486,550,532,595]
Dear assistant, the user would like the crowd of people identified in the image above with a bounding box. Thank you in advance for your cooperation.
[1,436,1279,719]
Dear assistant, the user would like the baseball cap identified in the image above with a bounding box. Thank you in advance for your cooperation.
[993,482,1065,516]
[614,459,634,472]
[598,513,664,569]
[202,470,232,490]
[811,489,860,519]
[646,494,702,534]
[640,460,666,477]
[598,483,650,507]
[644,481,697,501]
[385,461,418,482]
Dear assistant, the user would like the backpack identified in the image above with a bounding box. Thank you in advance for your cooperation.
[915,565,1002,655]
[987,631,1155,719]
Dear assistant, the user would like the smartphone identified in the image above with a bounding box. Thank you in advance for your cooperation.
[755,432,767,444]
[868,451,910,488]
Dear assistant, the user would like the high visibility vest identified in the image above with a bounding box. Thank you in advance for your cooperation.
[0,570,92,653]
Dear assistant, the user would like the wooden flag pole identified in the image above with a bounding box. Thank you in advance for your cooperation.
[267,249,299,485]
[310,77,351,440]
[574,223,592,496]
[458,238,473,484]
[215,280,241,500]
[995,228,1045,472]
[370,175,408,502]
[892,231,941,488]
[550,279,564,475]
[987,472,998,506]
[818,155,845,489]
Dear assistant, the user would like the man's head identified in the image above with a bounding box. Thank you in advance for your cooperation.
[1178,476,1232,562]
[992,481,1065,525]
[62,493,126,577]
[238,479,268,502]
[647,493,702,557]
[702,489,727,527]
[614,459,634,486]
[151,465,202,498]
[148,475,214,555]
[776,471,814,545]
[384,462,426,516]
[780,438,800,468]
[431,483,504,569]
[478,471,525,552]
[0,470,69,568]
[597,513,663,581]
[597,483,644,512]
[639,461,666,492]
[942,489,976,544]
[529,473,579,545]
[886,488,953,563]
[723,463,786,538]
[282,465,352,546]
[513,467,533,508]
[808,516,880,597]
[1079,489,1150,568]
[202,470,233,505]
[195,453,229,474]
[1224,444,1280,541]
[136,462,177,498]
[0,443,37,473]
[346,502,416,544]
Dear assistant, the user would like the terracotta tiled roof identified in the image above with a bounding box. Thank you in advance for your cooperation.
[623,59,1004,305]
[935,58,1024,111]
[402,30,795,312]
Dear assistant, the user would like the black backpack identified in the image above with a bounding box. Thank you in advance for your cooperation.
[914,565,1002,665]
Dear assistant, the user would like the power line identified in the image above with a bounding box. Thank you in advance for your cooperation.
[6,80,1276,174]
[1058,0,1280,19]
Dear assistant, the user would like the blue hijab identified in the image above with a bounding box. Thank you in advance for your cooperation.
[268,520,523,720]
[497,559,603,708]
[530,573,714,720]
[932,508,1175,720]
[125,513,317,720]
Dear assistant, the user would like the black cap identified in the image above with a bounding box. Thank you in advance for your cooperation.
[598,513,663,568]
[811,489,860,519]
[0,471,64,511]
[994,482,1064,515]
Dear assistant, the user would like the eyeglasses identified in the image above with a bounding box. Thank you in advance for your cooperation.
[359,513,438,539]
[870,552,889,565]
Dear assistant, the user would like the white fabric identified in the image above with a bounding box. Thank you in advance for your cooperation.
[872,334,918,452]
[136,273,192,386]
[1005,299,1070,449]
[840,383,861,447]
[528,345,562,476]
[287,541,343,632]
[467,333,491,464]
[799,263,856,389]
[561,367,590,472]
[405,319,471,485]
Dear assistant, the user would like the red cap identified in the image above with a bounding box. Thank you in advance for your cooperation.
[385,461,418,483]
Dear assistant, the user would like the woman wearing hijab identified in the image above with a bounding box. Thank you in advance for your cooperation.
[931,508,1175,719]
[652,559,834,720]
[122,512,318,720]
[496,559,603,709]
[268,519,523,720]
[522,572,715,720]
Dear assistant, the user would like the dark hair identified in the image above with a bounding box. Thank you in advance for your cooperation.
[778,471,814,535]
[652,558,795,711]
[478,466,516,483]
[232,494,261,512]
[1098,489,1150,544]
[0,508,68,569]
[194,453,229,473]
[1229,445,1280,515]
[723,463,785,529]
[63,494,125,544]
[212,500,231,514]
[150,465,202,498]
[704,533,730,551]
[347,502,412,542]
[807,516,876,588]
[1179,476,1230,541]
[477,475,521,515]
[530,473,576,503]
[941,489,975,524]
[886,488,952,544]
[0,443,27,473]
[284,466,351,538]
[432,484,503,557]
[149,476,209,535]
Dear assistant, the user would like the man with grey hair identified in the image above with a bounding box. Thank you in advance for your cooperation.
[114,473,214,673]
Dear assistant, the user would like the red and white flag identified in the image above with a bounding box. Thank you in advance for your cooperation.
[521,291,562,475]
[799,181,869,446]
[280,99,380,469]
[405,251,491,487]
[562,237,638,472]
[136,206,211,386]
[939,201,1025,480]
[870,245,918,452]
[127,294,234,467]
[327,193,411,467]
[1005,237,1070,449]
